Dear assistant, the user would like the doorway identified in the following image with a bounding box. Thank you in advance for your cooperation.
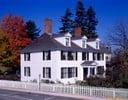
[83,68,88,80]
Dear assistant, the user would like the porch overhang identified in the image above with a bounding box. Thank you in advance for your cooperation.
[81,61,98,66]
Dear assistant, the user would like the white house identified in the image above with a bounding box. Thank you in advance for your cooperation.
[20,19,111,84]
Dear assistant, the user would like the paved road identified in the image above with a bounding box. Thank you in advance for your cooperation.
[0,89,85,100]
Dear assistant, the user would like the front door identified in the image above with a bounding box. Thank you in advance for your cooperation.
[83,68,88,80]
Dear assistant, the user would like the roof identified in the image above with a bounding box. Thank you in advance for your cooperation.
[71,36,82,40]
[21,33,111,54]
[87,38,97,42]
[53,33,65,38]
[99,44,111,54]
[81,61,97,66]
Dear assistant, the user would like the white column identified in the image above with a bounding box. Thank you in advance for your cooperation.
[87,67,90,78]
[95,67,97,75]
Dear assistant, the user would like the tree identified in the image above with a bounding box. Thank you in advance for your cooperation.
[0,29,15,73]
[109,21,128,88]
[1,15,31,68]
[74,0,87,36]
[59,8,73,34]
[26,20,40,40]
[86,6,98,38]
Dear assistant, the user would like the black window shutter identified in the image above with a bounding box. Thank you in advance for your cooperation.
[24,67,26,76]
[24,54,26,61]
[87,52,89,60]
[49,51,51,60]
[43,67,45,78]
[61,68,63,78]
[76,67,78,77]
[102,54,104,60]
[49,68,51,78]
[28,67,30,76]
[43,52,44,60]
[76,52,77,60]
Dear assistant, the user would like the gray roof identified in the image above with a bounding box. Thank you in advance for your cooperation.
[71,37,82,40]
[87,38,97,42]
[21,33,111,54]
[81,61,96,66]
[99,44,111,54]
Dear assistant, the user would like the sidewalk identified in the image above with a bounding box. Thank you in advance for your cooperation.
[0,87,107,100]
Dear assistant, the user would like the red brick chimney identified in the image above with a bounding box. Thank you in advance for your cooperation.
[74,27,81,37]
[44,19,52,35]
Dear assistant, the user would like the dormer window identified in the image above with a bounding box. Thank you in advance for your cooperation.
[66,37,70,47]
[96,41,99,49]
[96,38,100,49]
[82,36,87,48]
[82,39,86,48]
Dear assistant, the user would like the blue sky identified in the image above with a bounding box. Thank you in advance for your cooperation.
[0,0,128,42]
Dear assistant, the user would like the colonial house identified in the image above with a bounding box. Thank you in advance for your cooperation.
[20,19,111,84]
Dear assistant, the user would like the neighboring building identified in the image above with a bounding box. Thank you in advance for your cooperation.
[20,19,111,84]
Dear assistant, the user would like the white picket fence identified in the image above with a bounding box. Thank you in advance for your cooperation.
[0,80,127,99]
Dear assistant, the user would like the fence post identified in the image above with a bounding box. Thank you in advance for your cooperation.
[90,87,92,96]
[24,83,26,89]
[52,85,55,92]
[72,85,75,94]
[113,88,116,99]
[38,74,41,91]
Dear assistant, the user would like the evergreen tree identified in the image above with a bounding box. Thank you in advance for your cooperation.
[86,6,98,38]
[26,20,40,40]
[59,8,73,33]
[74,0,87,36]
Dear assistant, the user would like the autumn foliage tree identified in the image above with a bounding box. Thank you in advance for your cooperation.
[1,15,31,69]
[0,29,16,73]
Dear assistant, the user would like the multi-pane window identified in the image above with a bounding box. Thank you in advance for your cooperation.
[24,53,30,61]
[68,67,77,78]
[43,67,51,78]
[82,52,89,60]
[90,68,95,76]
[61,51,68,60]
[61,51,77,60]
[24,67,31,77]
[72,52,77,60]
[93,53,104,60]
[61,68,68,78]
[61,67,77,78]
[43,51,51,60]
[66,37,70,46]
[100,53,104,60]
[93,53,96,60]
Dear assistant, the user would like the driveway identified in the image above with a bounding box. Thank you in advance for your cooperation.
[0,89,86,100]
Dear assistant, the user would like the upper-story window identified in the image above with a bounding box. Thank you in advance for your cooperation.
[66,37,70,46]
[68,52,77,60]
[61,51,68,60]
[82,39,86,48]
[93,53,97,60]
[24,53,30,61]
[82,52,89,60]
[43,51,51,60]
[61,51,77,60]
[93,53,104,60]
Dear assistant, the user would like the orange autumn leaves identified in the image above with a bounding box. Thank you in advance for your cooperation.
[0,15,32,68]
